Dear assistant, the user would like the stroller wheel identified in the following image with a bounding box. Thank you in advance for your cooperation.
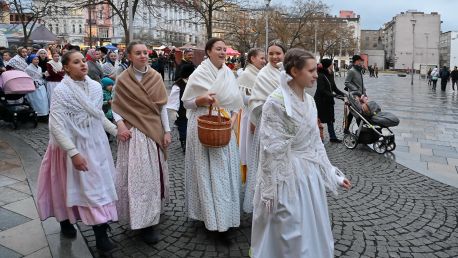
[386,141,396,152]
[373,141,387,154]
[343,134,358,149]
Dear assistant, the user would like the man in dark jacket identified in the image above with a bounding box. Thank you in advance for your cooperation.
[315,58,344,143]
[450,66,458,90]
[344,55,366,133]
[174,48,195,80]
[440,66,450,91]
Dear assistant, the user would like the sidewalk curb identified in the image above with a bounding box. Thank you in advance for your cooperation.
[0,131,93,258]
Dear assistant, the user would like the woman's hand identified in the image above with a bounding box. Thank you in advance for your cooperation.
[341,178,352,190]
[116,121,131,142]
[195,92,216,107]
[71,154,88,171]
[163,132,172,148]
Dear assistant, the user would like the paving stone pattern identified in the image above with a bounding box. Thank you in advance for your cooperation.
[1,75,458,257]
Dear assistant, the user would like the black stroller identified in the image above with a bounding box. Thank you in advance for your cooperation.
[339,92,399,154]
[0,70,38,129]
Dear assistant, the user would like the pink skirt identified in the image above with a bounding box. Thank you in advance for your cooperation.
[37,143,118,225]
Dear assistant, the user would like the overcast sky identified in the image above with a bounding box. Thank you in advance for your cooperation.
[274,0,457,31]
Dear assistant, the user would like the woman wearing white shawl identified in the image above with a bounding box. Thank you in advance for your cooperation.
[182,38,243,236]
[37,51,119,253]
[25,54,49,117]
[251,49,351,258]
[46,51,65,103]
[244,41,286,213]
[236,48,266,213]
[7,47,28,71]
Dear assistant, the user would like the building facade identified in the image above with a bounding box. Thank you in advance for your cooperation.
[112,0,205,46]
[439,31,458,69]
[42,5,85,46]
[361,29,385,69]
[383,11,440,70]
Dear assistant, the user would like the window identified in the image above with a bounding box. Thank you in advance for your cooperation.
[49,24,53,33]
[99,10,103,20]
[99,28,109,38]
[79,24,82,34]
[72,24,75,33]
[56,26,59,34]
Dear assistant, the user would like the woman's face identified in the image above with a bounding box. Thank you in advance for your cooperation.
[62,48,68,55]
[118,51,124,59]
[292,58,318,88]
[39,51,47,60]
[52,53,60,62]
[251,52,266,70]
[64,52,88,80]
[128,44,149,68]
[32,57,39,66]
[2,52,11,61]
[207,41,226,68]
[94,50,101,61]
[20,48,28,58]
[109,52,117,62]
[267,45,284,66]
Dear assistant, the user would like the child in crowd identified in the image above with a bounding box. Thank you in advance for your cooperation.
[101,77,114,121]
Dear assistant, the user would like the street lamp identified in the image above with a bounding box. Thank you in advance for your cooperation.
[411,19,416,85]
[264,0,271,54]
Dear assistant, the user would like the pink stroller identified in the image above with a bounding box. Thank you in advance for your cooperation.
[0,70,38,129]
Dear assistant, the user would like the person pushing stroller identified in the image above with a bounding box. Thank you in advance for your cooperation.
[344,55,367,134]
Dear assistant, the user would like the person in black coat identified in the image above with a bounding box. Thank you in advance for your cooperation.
[314,59,345,143]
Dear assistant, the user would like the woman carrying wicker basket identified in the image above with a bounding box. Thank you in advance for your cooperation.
[182,38,243,242]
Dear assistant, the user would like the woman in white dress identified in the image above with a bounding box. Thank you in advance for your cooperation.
[182,38,243,240]
[244,41,286,213]
[251,48,352,258]
[237,48,266,213]
[25,54,49,117]
[112,41,171,244]
[37,50,119,253]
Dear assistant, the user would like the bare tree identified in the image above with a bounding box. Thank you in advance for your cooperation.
[223,7,265,53]
[316,20,356,60]
[269,0,328,49]
[7,0,54,45]
[168,0,246,40]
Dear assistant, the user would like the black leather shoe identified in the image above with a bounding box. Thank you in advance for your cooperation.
[141,226,160,244]
[60,220,77,238]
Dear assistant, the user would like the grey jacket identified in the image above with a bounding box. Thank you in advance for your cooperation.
[87,60,103,83]
[344,67,366,95]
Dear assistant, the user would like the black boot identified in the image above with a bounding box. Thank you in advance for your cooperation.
[92,223,116,252]
[60,220,77,238]
[180,140,186,153]
[141,226,160,244]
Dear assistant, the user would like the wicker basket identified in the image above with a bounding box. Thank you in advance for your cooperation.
[197,105,232,148]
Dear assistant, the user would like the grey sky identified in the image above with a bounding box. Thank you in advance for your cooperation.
[276,0,457,31]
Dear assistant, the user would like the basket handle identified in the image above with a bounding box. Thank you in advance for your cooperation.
[208,105,222,123]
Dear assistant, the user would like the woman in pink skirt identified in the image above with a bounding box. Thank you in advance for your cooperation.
[37,50,123,253]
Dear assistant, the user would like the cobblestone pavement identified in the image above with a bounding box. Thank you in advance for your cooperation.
[333,74,458,188]
[1,74,458,257]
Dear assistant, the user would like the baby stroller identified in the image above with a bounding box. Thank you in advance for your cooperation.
[339,92,399,154]
[0,70,38,129]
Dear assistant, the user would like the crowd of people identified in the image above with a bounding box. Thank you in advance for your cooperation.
[1,39,353,258]
[427,65,458,91]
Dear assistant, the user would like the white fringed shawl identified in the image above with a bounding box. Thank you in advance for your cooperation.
[248,63,281,122]
[255,71,345,216]
[181,58,243,111]
[238,63,259,96]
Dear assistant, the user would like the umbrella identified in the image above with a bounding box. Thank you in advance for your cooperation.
[105,44,118,51]
[226,47,240,56]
